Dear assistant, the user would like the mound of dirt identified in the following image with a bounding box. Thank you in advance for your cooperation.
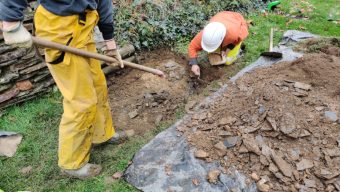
[182,46,340,191]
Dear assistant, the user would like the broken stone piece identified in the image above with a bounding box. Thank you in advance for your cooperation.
[192,178,200,186]
[258,105,266,114]
[288,148,300,161]
[243,126,260,133]
[257,178,270,192]
[242,136,261,155]
[303,178,316,188]
[296,159,314,171]
[125,130,135,137]
[269,163,279,173]
[280,113,297,135]
[194,150,208,159]
[192,112,207,120]
[294,82,311,90]
[299,129,311,137]
[223,136,239,148]
[274,172,284,180]
[323,148,340,157]
[251,172,260,181]
[271,152,293,177]
[218,131,233,137]
[0,133,23,157]
[214,141,227,151]
[16,80,33,91]
[292,90,308,97]
[185,101,197,112]
[112,172,123,179]
[207,170,221,184]
[238,145,249,153]
[260,155,269,166]
[324,111,338,122]
[218,116,236,126]
[266,116,277,131]
[293,170,300,181]
[128,110,138,119]
[315,106,324,111]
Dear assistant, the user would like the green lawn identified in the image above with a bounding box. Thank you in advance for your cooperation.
[1,0,339,191]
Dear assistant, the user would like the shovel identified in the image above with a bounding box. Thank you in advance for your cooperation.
[31,36,165,77]
[260,28,282,59]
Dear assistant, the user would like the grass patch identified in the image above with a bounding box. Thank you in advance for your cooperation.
[1,0,339,191]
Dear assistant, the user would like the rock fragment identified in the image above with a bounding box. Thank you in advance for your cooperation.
[251,172,260,181]
[218,116,236,126]
[323,148,340,157]
[223,136,239,148]
[185,101,197,112]
[128,110,138,119]
[257,178,270,192]
[112,172,123,179]
[218,131,233,137]
[125,129,135,137]
[294,82,311,90]
[194,150,208,159]
[280,113,297,135]
[271,152,293,177]
[214,142,227,151]
[192,178,200,186]
[296,159,314,171]
[303,178,316,188]
[315,106,324,111]
[238,145,249,153]
[266,116,277,131]
[269,163,279,173]
[242,136,261,155]
[324,111,338,122]
[192,112,207,120]
[207,170,221,184]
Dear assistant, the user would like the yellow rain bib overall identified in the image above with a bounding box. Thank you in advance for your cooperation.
[209,42,242,65]
[34,5,115,169]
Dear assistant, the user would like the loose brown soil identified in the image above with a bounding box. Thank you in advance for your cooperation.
[181,42,340,191]
[106,49,239,134]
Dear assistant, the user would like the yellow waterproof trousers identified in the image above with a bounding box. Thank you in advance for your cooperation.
[225,42,242,65]
[34,5,115,169]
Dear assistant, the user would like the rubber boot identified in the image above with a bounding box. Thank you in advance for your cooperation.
[61,163,102,179]
[106,131,129,144]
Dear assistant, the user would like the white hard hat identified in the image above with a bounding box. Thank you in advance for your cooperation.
[201,22,227,53]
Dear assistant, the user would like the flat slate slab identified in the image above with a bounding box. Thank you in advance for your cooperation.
[125,30,317,192]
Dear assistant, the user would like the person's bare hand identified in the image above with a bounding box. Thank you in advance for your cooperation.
[191,65,200,76]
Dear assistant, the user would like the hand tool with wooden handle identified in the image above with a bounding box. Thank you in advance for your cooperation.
[31,36,165,77]
[260,28,282,58]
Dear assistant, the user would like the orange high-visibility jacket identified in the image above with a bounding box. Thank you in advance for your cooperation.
[188,11,249,58]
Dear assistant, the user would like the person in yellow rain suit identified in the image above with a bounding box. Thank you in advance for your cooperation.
[0,0,125,179]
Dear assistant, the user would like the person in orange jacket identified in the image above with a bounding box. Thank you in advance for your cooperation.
[188,11,249,76]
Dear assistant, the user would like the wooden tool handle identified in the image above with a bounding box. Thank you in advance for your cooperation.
[31,36,165,77]
[269,28,274,52]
